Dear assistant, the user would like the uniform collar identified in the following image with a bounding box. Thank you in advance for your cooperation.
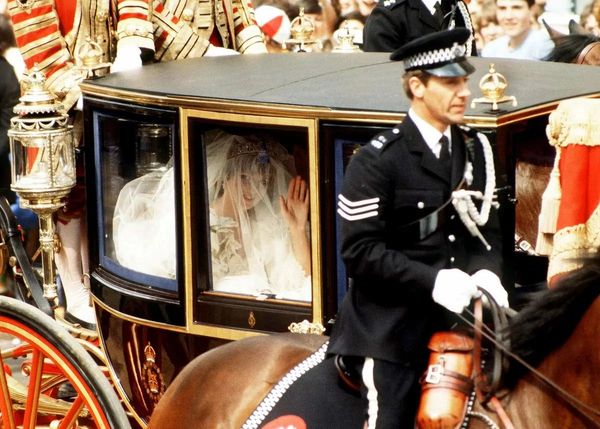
[421,0,438,15]
[408,108,451,157]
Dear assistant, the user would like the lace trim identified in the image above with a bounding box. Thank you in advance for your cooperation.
[547,98,600,148]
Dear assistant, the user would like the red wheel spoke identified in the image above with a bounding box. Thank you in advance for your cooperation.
[58,395,85,429]
[0,352,16,429]
[22,349,43,429]
[0,299,129,429]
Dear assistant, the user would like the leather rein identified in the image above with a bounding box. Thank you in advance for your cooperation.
[576,41,600,65]
[458,293,600,428]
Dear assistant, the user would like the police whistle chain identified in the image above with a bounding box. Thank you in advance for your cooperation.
[451,132,497,251]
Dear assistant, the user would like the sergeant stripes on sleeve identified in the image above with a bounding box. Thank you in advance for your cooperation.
[337,194,380,221]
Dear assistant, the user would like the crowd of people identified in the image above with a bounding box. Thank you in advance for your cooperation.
[254,0,600,56]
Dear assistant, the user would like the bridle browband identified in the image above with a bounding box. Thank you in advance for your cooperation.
[457,301,600,428]
[576,41,600,65]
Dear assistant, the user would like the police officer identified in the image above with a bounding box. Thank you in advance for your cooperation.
[362,0,477,55]
[328,28,508,428]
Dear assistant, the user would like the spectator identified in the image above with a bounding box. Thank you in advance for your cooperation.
[255,5,292,52]
[333,0,360,17]
[536,0,578,34]
[0,13,19,205]
[356,0,378,17]
[481,0,553,59]
[362,0,478,54]
[580,1,600,35]
[473,0,503,51]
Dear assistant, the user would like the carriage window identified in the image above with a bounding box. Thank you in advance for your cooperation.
[202,128,311,302]
[319,123,392,306]
[93,111,178,292]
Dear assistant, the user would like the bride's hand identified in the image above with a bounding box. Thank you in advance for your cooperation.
[279,176,309,231]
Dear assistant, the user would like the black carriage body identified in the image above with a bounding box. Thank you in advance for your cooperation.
[81,53,600,426]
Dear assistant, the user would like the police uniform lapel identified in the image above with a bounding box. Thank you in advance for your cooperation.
[450,126,466,187]
[408,0,440,30]
[403,116,451,183]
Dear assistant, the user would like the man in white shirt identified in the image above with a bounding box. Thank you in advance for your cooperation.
[482,0,553,59]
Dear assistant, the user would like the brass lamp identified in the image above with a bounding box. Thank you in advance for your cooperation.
[8,67,76,305]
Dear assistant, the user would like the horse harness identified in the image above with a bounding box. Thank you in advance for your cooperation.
[576,41,600,65]
[334,294,514,429]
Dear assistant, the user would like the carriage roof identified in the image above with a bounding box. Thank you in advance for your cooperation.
[81,53,600,125]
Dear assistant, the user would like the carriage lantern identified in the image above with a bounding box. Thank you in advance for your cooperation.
[8,67,76,305]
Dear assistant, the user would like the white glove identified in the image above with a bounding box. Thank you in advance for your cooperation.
[432,269,479,313]
[111,46,143,73]
[204,45,240,57]
[471,269,509,308]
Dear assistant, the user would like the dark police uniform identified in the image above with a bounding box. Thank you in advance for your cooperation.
[328,28,502,428]
[363,0,477,54]
[328,117,503,359]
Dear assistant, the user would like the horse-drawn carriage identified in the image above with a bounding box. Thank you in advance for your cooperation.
[1,52,599,428]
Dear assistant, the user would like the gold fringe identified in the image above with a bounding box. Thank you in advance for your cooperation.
[535,147,561,255]
[547,204,600,279]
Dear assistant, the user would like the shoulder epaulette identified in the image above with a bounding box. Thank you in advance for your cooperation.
[367,127,403,154]
[381,0,408,9]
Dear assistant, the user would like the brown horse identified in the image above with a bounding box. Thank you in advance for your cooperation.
[544,19,600,65]
[148,256,600,429]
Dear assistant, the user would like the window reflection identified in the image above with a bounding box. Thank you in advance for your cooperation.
[205,130,312,302]
[109,122,176,280]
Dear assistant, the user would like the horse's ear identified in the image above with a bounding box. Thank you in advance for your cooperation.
[542,19,565,41]
[568,19,587,35]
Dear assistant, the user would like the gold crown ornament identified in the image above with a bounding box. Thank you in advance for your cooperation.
[471,64,517,111]
[332,21,362,53]
[75,37,112,78]
[283,8,322,52]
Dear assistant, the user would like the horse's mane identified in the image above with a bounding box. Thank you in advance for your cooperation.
[545,33,600,63]
[504,254,600,386]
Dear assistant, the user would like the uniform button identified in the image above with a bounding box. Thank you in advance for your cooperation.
[417,201,425,209]
[392,128,400,134]
[450,215,456,220]
[448,234,456,242]
[450,257,455,263]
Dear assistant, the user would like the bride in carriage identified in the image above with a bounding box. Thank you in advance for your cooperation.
[112,129,312,302]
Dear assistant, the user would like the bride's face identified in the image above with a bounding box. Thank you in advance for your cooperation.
[225,168,271,211]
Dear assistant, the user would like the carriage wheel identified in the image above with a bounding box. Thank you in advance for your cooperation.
[0,197,53,317]
[0,296,130,429]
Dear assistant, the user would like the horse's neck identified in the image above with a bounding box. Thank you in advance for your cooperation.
[472,298,600,429]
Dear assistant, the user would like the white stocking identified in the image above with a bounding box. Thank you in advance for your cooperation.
[55,217,95,324]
